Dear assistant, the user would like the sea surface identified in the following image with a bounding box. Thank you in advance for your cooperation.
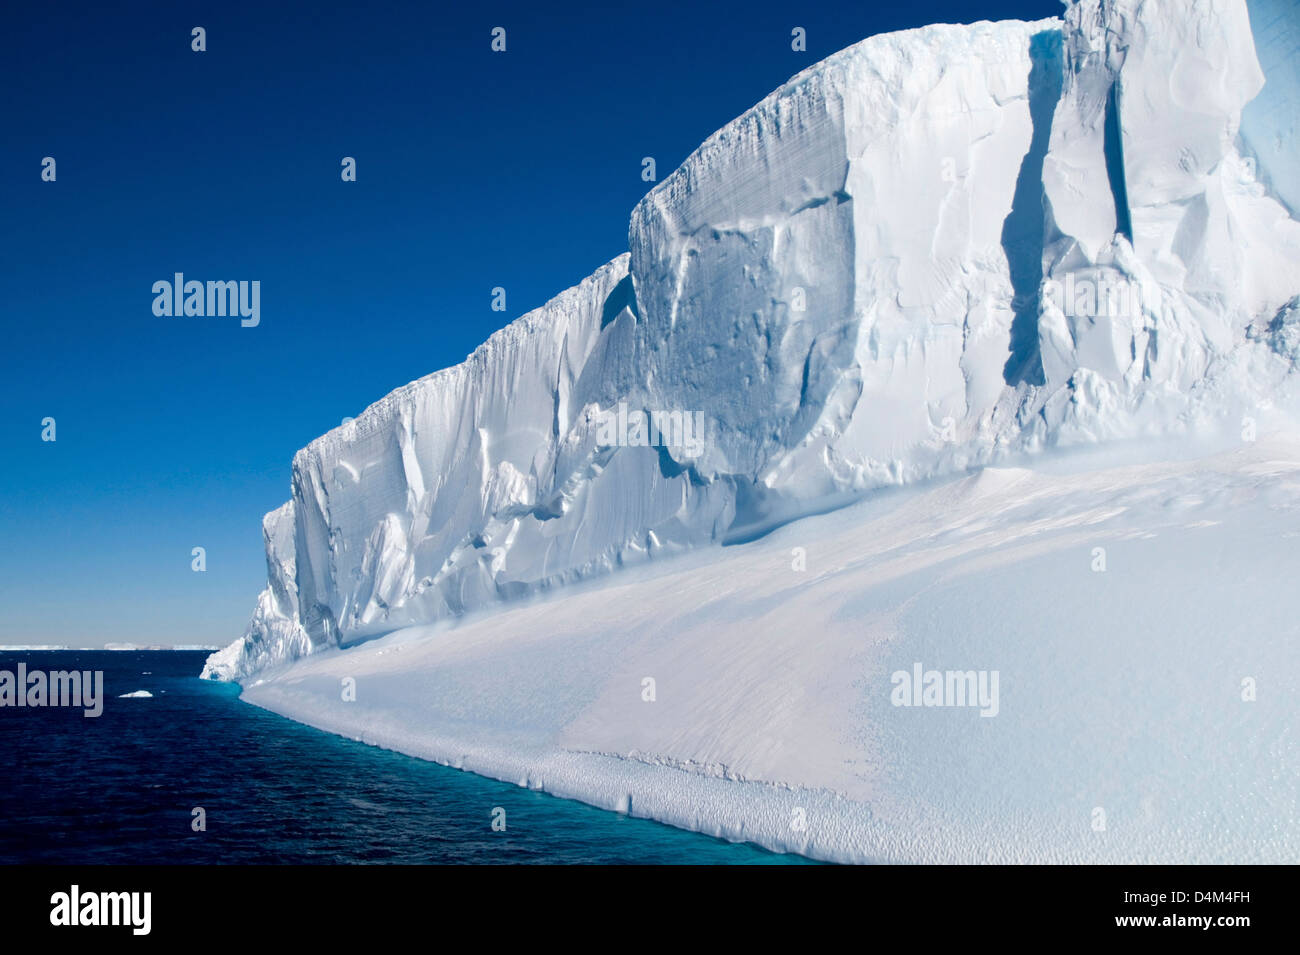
[0,651,811,864]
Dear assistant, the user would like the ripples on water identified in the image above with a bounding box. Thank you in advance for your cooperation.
[0,651,812,864]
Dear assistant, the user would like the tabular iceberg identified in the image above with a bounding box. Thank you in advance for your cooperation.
[203,0,1300,864]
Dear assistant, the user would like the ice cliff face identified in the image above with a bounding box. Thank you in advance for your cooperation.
[205,0,1300,681]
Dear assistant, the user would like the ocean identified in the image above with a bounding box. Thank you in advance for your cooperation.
[0,651,810,864]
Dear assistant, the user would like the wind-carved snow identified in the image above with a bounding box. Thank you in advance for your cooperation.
[205,0,1298,863]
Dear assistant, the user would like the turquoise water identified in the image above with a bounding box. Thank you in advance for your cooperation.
[0,651,814,864]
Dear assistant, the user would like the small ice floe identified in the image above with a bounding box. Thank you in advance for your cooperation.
[118,690,153,698]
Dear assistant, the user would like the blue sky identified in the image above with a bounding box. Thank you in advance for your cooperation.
[0,0,1061,646]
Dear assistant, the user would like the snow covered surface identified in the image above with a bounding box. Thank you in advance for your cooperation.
[205,0,1299,862]
[240,435,1300,863]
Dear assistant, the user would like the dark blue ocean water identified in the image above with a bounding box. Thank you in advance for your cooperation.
[0,651,810,864]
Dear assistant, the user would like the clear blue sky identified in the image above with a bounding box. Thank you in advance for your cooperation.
[0,0,1061,647]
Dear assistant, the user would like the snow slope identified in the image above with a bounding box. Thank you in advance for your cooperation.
[238,435,1300,863]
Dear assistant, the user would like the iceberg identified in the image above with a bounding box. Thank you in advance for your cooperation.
[234,434,1300,863]
[205,0,1300,863]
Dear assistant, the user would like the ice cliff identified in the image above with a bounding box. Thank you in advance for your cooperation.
[205,0,1300,682]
